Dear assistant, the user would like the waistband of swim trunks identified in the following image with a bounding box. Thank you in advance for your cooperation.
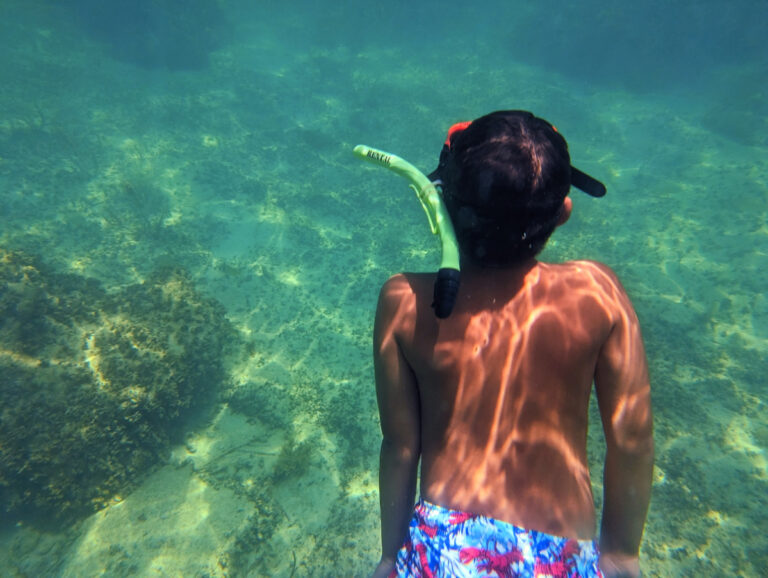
[415,498,599,546]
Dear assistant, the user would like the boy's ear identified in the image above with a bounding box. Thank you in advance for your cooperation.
[557,196,573,227]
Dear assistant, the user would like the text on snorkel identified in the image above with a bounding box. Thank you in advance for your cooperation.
[366,149,392,166]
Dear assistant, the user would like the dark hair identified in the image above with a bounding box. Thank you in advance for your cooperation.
[441,110,572,267]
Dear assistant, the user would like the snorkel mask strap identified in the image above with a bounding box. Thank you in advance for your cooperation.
[353,145,461,319]
[431,118,608,197]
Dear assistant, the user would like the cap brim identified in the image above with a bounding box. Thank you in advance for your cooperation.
[571,166,606,197]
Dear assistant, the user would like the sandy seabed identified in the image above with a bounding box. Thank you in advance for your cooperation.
[1,1,766,575]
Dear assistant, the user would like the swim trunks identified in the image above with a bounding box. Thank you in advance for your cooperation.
[392,499,603,577]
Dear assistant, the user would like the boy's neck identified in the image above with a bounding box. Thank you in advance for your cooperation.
[460,257,538,280]
[457,258,539,305]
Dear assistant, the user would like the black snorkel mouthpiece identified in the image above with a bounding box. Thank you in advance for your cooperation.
[433,268,461,318]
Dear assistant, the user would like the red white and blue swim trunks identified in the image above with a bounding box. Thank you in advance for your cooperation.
[392,499,603,577]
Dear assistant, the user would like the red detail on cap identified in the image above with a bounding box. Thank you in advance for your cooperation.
[552,125,558,133]
[445,121,472,147]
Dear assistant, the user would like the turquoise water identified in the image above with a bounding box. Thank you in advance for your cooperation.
[0,0,766,575]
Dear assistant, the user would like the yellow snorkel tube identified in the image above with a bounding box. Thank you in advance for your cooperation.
[354,144,461,318]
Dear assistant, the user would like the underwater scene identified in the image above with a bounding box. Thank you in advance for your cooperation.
[0,0,765,575]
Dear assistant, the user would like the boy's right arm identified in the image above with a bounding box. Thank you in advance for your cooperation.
[373,275,421,570]
[593,266,654,576]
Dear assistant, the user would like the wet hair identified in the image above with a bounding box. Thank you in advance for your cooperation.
[440,110,572,267]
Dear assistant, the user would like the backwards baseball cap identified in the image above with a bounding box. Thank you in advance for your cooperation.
[429,111,606,197]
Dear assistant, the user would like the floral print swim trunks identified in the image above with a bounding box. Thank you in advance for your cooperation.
[392,499,603,577]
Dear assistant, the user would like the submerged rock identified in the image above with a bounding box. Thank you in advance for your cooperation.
[0,248,239,525]
[65,0,227,70]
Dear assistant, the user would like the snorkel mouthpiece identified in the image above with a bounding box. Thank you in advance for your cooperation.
[433,268,461,318]
[354,144,461,319]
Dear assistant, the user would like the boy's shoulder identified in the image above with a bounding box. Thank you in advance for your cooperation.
[377,272,431,306]
[543,260,634,311]
[539,259,621,286]
[549,258,613,272]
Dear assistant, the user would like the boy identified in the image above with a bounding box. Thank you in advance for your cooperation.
[372,111,653,577]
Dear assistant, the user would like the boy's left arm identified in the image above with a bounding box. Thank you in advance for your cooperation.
[373,276,421,568]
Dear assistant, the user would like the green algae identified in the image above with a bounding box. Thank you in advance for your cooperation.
[0,249,240,524]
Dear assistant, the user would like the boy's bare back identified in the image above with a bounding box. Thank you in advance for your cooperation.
[374,258,652,542]
[373,112,653,577]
